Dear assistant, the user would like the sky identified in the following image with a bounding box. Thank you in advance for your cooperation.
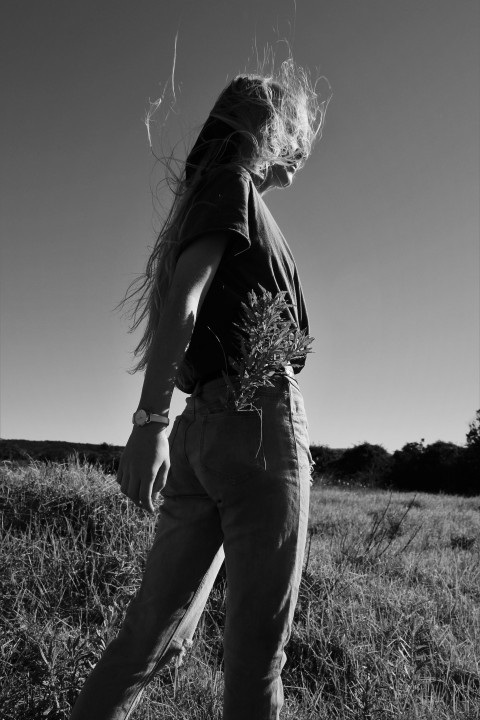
[1,0,479,452]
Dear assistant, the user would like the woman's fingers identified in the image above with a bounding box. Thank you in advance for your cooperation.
[118,467,156,514]
[124,472,141,505]
[152,458,170,497]
[139,478,156,514]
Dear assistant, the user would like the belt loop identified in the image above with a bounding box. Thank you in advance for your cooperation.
[189,382,202,420]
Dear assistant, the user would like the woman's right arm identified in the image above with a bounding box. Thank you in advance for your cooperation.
[116,233,228,513]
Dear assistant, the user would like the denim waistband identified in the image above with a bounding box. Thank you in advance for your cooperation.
[190,365,298,402]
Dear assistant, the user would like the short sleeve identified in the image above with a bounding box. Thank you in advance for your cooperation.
[179,166,251,257]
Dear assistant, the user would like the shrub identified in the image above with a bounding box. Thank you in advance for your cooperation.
[330,443,392,486]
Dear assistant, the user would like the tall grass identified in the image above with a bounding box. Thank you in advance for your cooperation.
[1,460,479,719]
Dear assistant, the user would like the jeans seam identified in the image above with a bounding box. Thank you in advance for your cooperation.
[182,417,196,471]
[168,416,182,449]
[279,382,305,665]
[286,383,300,486]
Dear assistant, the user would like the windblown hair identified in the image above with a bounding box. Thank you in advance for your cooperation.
[122,58,331,372]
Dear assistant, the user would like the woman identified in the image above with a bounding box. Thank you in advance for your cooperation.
[71,59,330,720]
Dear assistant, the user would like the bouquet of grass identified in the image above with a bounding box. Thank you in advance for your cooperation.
[223,286,314,411]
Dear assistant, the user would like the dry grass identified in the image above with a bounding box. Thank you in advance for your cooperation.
[1,460,479,719]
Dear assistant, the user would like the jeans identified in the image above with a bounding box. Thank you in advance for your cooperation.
[70,371,312,720]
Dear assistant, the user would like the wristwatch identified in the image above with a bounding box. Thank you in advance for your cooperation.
[132,409,170,427]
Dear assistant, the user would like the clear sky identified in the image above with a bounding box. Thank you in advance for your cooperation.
[1,0,478,452]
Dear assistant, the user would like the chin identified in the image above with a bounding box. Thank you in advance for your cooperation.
[273,166,295,189]
[257,165,296,195]
[280,169,295,188]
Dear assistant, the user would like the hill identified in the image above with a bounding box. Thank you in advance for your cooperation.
[0,438,124,472]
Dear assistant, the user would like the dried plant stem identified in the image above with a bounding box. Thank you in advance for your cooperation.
[223,286,314,410]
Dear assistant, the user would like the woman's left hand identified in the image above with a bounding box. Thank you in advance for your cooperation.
[116,425,170,514]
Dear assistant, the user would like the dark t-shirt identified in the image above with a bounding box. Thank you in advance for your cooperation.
[175,165,310,393]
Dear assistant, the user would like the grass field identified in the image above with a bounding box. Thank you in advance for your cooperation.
[1,459,479,719]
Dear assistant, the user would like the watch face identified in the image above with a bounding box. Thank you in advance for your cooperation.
[134,409,148,426]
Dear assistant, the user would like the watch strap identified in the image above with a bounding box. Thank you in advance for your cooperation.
[148,413,169,425]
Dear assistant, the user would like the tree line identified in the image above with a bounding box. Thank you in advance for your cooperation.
[310,409,480,496]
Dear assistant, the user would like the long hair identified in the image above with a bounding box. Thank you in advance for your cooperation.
[122,58,331,372]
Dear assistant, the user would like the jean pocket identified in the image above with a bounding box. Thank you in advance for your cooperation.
[200,409,265,480]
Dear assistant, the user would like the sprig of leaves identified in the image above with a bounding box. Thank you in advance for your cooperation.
[222,286,314,410]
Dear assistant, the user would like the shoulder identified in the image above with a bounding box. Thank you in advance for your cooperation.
[195,164,252,199]
[180,164,253,254]
[206,163,251,182]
